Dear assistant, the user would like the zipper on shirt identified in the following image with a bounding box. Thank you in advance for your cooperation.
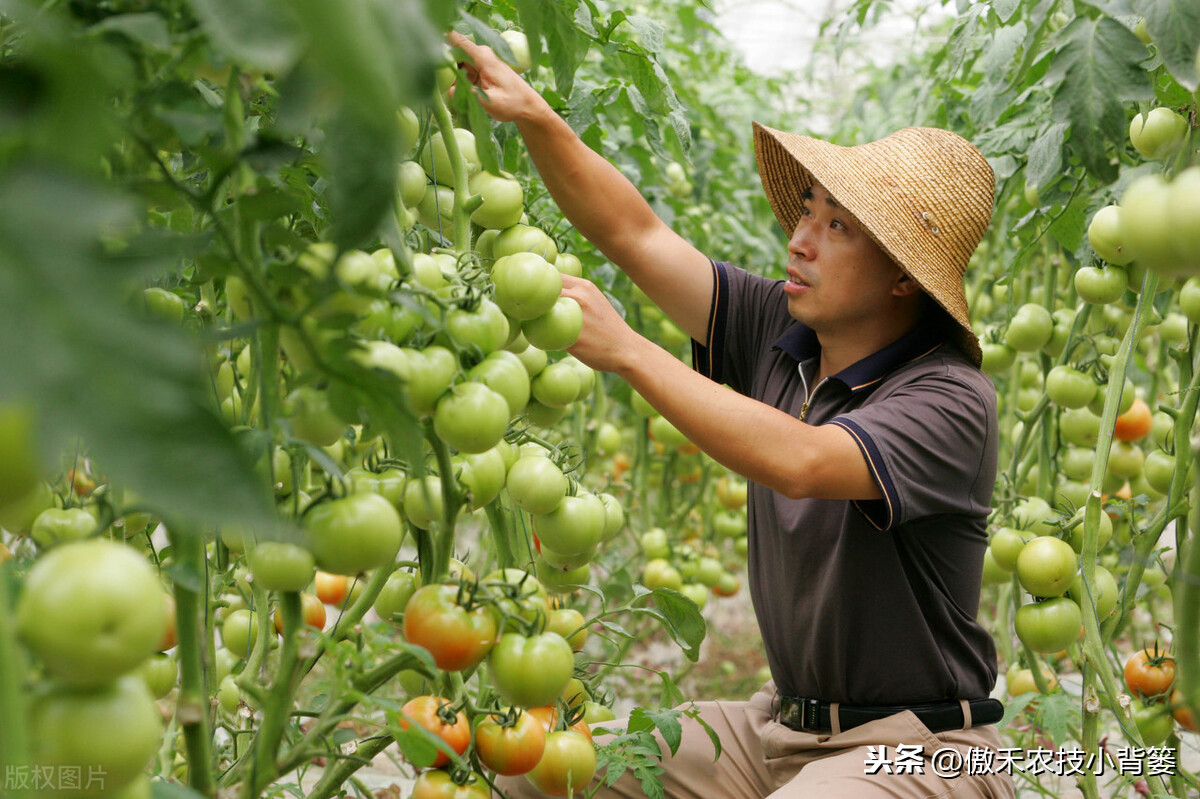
[796,363,827,422]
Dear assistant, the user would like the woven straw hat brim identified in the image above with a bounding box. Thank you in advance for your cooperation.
[752,122,993,366]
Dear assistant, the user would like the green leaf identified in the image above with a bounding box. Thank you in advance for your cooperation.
[1026,121,1068,192]
[322,109,399,250]
[1139,0,1200,91]
[629,588,706,661]
[0,167,275,533]
[1049,17,1154,183]
[1035,690,1077,743]
[152,781,209,799]
[998,692,1037,728]
[1048,185,1089,252]
[188,0,304,74]
[642,708,683,754]
[88,13,171,50]
[993,0,1021,23]
[626,15,666,55]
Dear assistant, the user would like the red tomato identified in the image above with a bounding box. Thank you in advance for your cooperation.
[314,571,349,605]
[399,696,471,769]
[1114,398,1153,443]
[274,592,326,634]
[1125,648,1175,698]
[404,584,498,671]
[476,710,547,776]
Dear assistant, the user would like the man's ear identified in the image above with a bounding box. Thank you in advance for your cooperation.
[893,271,922,298]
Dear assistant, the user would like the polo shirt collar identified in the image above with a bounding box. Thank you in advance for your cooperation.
[771,319,945,394]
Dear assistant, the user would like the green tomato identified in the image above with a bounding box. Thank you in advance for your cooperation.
[397,106,420,154]
[247,541,315,592]
[489,632,576,707]
[1045,365,1097,409]
[400,345,457,416]
[1167,166,1200,270]
[434,381,510,454]
[398,159,428,208]
[17,539,166,687]
[1004,304,1054,352]
[457,445,508,510]
[410,252,456,290]
[1014,597,1082,653]
[1119,174,1176,273]
[138,652,177,699]
[1075,265,1128,305]
[1129,108,1187,160]
[445,298,510,355]
[30,675,163,798]
[1017,536,1078,598]
[531,361,583,408]
[1060,407,1102,447]
[286,386,346,447]
[989,527,1030,572]
[534,492,606,557]
[500,29,533,72]
[143,286,186,322]
[493,223,558,264]
[507,455,567,514]
[1066,508,1113,553]
[420,128,480,187]
[492,252,562,321]
[1179,277,1200,324]
[641,558,683,591]
[1144,450,1177,494]
[469,170,525,230]
[598,492,625,541]
[980,342,1016,374]
[1132,700,1175,746]
[513,343,548,377]
[522,297,583,351]
[468,350,531,417]
[1086,206,1134,266]
[30,507,95,548]
[221,609,259,659]
[1068,565,1118,620]
[373,570,417,626]
[303,492,404,575]
[555,252,583,277]
[403,475,445,530]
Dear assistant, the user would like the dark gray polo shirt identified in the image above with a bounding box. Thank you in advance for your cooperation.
[692,260,999,706]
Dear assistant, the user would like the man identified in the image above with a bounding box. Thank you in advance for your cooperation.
[449,30,1014,799]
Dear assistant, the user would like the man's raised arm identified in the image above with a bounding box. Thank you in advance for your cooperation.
[450,31,715,345]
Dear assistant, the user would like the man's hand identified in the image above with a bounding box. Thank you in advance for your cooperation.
[448,31,546,124]
[560,274,644,376]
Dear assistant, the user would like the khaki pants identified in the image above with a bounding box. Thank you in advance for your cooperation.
[495,683,1015,798]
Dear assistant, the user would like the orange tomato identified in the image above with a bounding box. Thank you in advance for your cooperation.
[314,571,349,605]
[274,592,326,634]
[1114,398,1153,442]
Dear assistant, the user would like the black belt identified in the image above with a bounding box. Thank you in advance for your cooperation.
[778,695,1004,735]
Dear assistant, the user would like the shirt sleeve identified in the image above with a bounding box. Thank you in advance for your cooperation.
[828,365,998,531]
[691,260,792,396]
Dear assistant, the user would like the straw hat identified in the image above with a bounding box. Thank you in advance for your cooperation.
[752,123,994,366]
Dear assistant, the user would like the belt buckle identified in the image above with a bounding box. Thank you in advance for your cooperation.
[801,698,822,731]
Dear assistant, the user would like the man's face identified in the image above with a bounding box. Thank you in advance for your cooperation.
[782,183,909,333]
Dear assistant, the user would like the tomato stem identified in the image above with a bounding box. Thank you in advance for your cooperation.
[1079,269,1173,797]
[0,564,30,799]
[167,525,219,797]
[431,91,472,252]
[246,590,303,797]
